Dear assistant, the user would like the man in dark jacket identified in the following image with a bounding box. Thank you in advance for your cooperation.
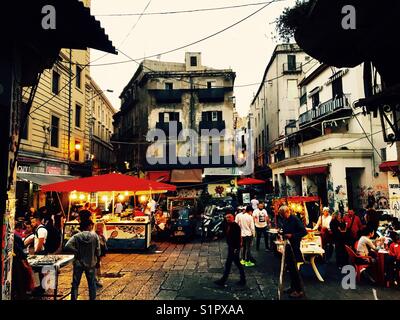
[278,205,307,298]
[215,214,246,286]
[65,219,100,300]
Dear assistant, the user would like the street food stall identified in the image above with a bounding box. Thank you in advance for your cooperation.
[272,196,322,228]
[27,254,74,300]
[41,173,176,250]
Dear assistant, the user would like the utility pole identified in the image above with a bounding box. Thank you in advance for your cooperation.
[68,49,72,173]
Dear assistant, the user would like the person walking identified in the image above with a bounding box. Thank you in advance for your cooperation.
[214,214,246,287]
[65,219,101,300]
[253,202,271,251]
[237,206,256,267]
[278,205,307,299]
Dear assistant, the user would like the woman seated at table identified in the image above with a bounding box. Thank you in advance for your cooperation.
[356,227,379,261]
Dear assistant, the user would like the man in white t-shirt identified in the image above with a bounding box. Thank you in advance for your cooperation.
[253,202,271,251]
[239,206,256,267]
[250,196,259,211]
[25,215,48,254]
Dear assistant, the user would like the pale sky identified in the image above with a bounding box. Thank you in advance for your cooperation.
[90,0,297,117]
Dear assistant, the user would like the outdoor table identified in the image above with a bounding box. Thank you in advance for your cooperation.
[274,238,325,282]
[27,254,74,300]
[300,240,325,282]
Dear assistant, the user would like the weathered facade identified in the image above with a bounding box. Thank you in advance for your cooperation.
[269,61,397,214]
[87,77,116,175]
[114,53,242,187]
[249,44,308,187]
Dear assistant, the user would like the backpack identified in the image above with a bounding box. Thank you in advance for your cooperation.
[36,224,62,254]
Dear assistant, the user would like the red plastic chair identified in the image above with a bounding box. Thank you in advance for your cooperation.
[345,245,371,282]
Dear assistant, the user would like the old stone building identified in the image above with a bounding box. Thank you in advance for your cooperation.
[114,53,243,191]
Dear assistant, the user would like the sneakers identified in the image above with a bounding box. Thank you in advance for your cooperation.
[240,259,246,265]
[244,261,255,267]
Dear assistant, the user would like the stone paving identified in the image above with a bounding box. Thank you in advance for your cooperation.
[55,239,400,300]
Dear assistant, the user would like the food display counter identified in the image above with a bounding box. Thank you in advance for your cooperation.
[63,216,152,250]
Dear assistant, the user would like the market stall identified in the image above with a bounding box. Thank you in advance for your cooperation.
[27,254,74,300]
[41,173,176,250]
[272,196,322,228]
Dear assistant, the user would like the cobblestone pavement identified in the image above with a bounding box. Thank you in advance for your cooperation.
[55,239,400,300]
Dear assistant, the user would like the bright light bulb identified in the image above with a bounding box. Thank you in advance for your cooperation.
[102,196,108,202]
[75,143,81,151]
[118,194,125,201]
[139,195,147,203]
[79,194,85,200]
[70,193,78,200]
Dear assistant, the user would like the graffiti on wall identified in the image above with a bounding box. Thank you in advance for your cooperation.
[327,180,335,210]
[2,200,15,300]
[356,185,389,209]
[335,185,348,213]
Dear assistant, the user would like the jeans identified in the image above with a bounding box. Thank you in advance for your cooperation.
[255,227,269,250]
[221,247,245,283]
[242,236,253,261]
[71,264,97,300]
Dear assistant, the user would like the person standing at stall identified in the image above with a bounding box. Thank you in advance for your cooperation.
[65,219,101,300]
[253,202,271,251]
[278,205,307,298]
[24,214,48,254]
[343,209,364,247]
[214,214,246,287]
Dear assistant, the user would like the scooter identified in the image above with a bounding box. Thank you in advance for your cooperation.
[201,205,226,241]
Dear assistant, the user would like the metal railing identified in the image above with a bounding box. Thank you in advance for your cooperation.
[298,95,350,126]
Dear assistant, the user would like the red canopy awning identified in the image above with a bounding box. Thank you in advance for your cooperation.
[146,171,170,182]
[285,165,329,177]
[379,161,400,172]
[237,178,265,185]
[41,173,176,193]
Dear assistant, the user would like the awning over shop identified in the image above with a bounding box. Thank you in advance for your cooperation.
[146,171,170,182]
[237,178,265,185]
[285,165,329,177]
[17,172,76,188]
[41,173,176,193]
[170,169,202,183]
[379,161,400,172]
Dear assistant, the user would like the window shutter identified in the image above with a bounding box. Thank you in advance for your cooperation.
[159,112,164,123]
[217,111,223,122]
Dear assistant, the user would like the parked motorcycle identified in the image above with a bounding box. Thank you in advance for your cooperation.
[201,205,227,241]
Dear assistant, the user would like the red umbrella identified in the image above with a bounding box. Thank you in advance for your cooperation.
[41,173,176,193]
[237,177,265,185]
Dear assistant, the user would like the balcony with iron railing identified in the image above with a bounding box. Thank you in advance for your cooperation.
[149,89,183,103]
[298,95,351,127]
[283,62,302,74]
[197,88,228,103]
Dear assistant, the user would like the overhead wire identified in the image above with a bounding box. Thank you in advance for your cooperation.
[94,1,286,17]
[28,0,292,116]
